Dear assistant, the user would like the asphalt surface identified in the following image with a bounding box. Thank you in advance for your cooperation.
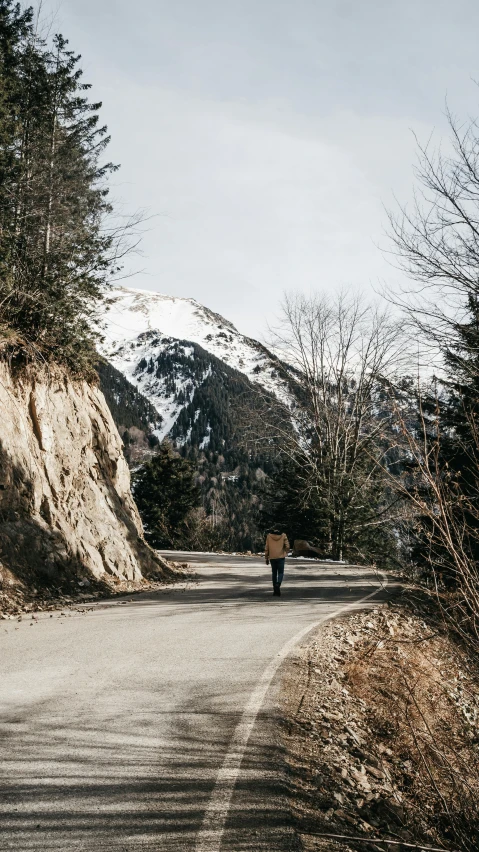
[0,554,391,851]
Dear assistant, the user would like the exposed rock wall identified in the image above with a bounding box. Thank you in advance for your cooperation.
[0,360,167,590]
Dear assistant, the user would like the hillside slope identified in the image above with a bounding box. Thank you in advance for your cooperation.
[97,345,284,550]
[98,287,295,549]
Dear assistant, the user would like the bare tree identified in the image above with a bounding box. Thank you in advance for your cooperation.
[386,106,479,347]
[386,103,479,650]
[389,380,479,652]
[267,292,406,561]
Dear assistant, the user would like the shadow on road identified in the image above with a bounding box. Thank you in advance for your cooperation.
[120,566,389,614]
[0,564,393,850]
[0,693,298,850]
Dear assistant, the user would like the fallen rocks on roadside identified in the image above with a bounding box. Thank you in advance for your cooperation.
[281,599,479,852]
[0,561,193,622]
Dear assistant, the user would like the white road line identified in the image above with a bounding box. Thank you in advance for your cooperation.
[195,571,388,852]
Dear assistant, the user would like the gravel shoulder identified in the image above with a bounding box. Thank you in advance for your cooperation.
[280,594,479,852]
[0,557,190,620]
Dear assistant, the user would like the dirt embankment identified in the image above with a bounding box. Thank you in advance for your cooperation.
[281,596,479,852]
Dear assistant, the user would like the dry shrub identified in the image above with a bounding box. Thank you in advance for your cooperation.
[347,620,479,851]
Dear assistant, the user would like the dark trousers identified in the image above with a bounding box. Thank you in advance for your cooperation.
[271,558,285,587]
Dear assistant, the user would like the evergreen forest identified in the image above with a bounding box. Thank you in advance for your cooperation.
[98,351,285,552]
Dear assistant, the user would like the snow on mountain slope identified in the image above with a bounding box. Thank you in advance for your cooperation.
[99,286,296,440]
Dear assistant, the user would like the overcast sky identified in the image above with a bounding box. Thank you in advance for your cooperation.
[42,0,479,339]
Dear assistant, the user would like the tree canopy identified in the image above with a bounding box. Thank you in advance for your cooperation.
[132,443,201,549]
[0,1,123,373]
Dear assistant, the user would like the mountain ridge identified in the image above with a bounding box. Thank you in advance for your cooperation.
[97,286,295,550]
[100,286,297,442]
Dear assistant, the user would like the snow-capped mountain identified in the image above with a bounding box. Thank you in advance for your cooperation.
[100,286,296,441]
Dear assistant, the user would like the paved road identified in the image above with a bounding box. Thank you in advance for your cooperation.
[0,554,390,851]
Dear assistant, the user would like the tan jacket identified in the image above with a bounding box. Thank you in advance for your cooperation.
[265,533,290,562]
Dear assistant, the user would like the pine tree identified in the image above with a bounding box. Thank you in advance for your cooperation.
[443,296,479,468]
[261,454,325,548]
[0,2,121,373]
[132,443,201,549]
[437,296,479,565]
[406,297,479,582]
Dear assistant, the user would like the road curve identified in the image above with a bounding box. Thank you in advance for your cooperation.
[0,554,389,851]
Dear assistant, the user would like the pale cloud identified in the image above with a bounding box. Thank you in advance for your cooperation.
[102,84,430,335]
[41,0,479,338]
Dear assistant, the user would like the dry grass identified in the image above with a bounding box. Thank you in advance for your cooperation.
[347,616,479,851]
[281,599,479,852]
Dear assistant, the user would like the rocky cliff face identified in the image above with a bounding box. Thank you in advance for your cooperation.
[0,361,168,598]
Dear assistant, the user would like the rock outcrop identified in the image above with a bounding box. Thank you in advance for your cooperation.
[292,539,323,559]
[0,360,169,594]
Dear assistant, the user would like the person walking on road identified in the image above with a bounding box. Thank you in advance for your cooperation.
[265,528,290,596]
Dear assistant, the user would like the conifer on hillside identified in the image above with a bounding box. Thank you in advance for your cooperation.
[0,1,125,373]
[410,297,479,577]
[132,443,201,549]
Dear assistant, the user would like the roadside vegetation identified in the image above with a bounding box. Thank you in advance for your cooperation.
[282,594,479,852]
[279,105,479,851]
[261,292,409,567]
